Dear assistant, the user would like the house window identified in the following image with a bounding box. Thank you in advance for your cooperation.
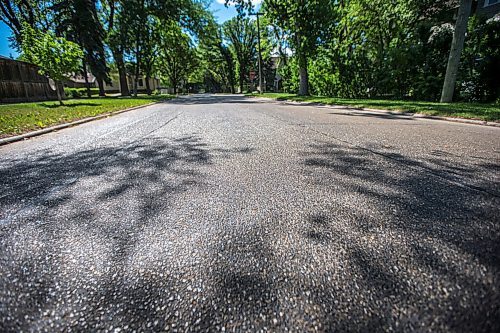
[138,79,143,87]
[485,0,499,6]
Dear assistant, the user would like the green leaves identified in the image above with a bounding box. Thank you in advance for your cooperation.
[157,22,198,93]
[21,25,83,82]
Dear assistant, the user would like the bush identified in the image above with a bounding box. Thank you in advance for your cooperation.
[63,87,99,99]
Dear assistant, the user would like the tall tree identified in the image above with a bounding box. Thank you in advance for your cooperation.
[198,19,237,93]
[158,23,198,94]
[53,0,111,97]
[140,17,160,95]
[223,17,257,93]
[104,0,130,96]
[0,0,53,45]
[232,0,334,95]
[440,0,473,103]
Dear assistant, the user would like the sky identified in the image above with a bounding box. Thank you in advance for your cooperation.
[0,0,261,59]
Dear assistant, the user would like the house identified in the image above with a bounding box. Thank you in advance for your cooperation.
[0,55,60,103]
[104,71,160,93]
[64,73,96,89]
[427,0,500,21]
[477,0,500,18]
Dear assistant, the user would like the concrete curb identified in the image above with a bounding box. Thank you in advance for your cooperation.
[252,96,500,128]
[0,102,159,146]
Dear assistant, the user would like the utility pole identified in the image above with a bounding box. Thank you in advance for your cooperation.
[250,11,264,94]
[440,0,472,103]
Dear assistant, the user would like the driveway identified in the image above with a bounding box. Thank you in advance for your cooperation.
[1,94,499,332]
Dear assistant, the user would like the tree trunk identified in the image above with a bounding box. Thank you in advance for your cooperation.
[56,81,64,105]
[82,59,91,98]
[133,75,138,96]
[97,78,105,96]
[440,0,472,103]
[112,49,130,96]
[133,28,141,97]
[228,63,235,94]
[133,59,140,96]
[145,73,151,95]
[239,70,244,93]
[298,51,309,96]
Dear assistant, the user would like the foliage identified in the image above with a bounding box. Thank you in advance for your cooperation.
[458,15,500,102]
[264,0,335,95]
[250,0,500,102]
[20,25,83,82]
[158,23,198,94]
[53,0,110,96]
[196,17,236,93]
[0,0,53,45]
[64,87,100,98]
[223,17,257,93]
[20,25,83,104]
[2,0,499,104]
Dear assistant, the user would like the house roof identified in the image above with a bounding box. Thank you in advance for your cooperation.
[68,73,97,84]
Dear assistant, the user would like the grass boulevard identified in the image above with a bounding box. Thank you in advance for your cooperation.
[248,93,500,122]
[0,95,174,138]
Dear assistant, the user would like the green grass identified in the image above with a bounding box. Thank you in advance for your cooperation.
[0,95,174,138]
[248,93,500,122]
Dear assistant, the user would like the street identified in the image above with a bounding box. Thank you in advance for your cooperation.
[1,94,499,332]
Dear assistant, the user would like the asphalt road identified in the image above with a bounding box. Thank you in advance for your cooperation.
[1,94,499,332]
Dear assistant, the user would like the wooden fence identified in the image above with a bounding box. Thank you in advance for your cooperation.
[0,57,59,103]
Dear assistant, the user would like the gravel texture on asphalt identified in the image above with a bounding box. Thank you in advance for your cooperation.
[1,94,499,332]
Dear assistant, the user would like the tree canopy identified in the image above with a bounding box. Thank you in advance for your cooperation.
[1,0,498,102]
[21,25,83,104]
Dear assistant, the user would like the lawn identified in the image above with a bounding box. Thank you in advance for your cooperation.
[248,93,500,122]
[0,95,174,138]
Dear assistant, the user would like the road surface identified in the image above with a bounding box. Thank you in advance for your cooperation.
[1,94,499,332]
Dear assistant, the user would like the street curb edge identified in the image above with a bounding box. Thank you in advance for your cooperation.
[251,96,500,128]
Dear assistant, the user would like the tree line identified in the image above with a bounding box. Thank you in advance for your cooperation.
[0,0,211,103]
[228,0,499,103]
[1,1,498,104]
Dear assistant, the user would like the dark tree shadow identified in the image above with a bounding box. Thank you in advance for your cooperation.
[0,135,256,331]
[299,141,500,331]
[326,111,414,120]
[165,94,270,106]
[38,102,101,108]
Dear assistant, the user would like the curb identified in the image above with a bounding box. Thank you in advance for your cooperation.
[252,96,500,128]
[0,102,159,146]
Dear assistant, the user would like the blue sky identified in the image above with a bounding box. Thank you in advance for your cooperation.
[0,1,260,59]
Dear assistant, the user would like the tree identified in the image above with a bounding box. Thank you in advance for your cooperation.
[104,0,131,96]
[223,17,257,93]
[232,0,334,95]
[440,0,473,103]
[158,23,198,94]
[198,20,237,93]
[0,0,53,45]
[141,17,161,95]
[53,0,111,97]
[21,25,83,105]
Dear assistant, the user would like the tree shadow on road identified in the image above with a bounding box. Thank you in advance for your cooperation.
[166,95,269,106]
[326,111,414,121]
[0,135,255,331]
[299,141,500,331]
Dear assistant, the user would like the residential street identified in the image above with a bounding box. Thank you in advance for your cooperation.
[1,94,499,332]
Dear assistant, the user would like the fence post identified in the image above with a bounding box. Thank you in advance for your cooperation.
[17,62,29,100]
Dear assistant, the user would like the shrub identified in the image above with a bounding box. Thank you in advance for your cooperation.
[63,87,100,99]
